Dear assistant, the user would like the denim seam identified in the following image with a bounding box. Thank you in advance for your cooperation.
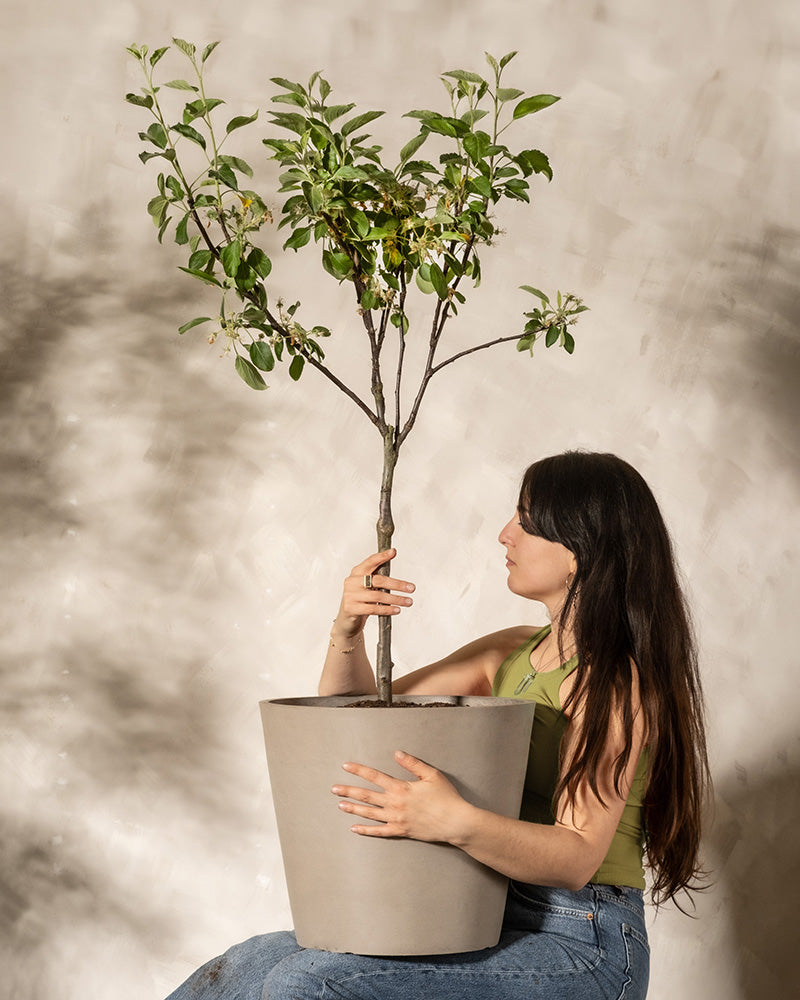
[620,922,649,950]
[329,962,609,990]
[508,883,597,920]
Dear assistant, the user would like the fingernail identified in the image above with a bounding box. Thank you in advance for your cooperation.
[406,584,415,592]
[342,762,354,772]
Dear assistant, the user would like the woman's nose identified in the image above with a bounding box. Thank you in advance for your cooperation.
[498,518,516,546]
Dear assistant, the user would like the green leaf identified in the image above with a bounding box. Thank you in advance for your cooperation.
[517,334,535,352]
[235,355,267,390]
[415,267,435,295]
[249,341,275,372]
[517,148,552,181]
[270,76,305,95]
[390,312,409,333]
[271,91,307,108]
[220,239,243,277]
[442,69,486,85]
[165,79,199,92]
[499,51,518,69]
[216,154,254,179]
[178,316,213,334]
[149,46,170,67]
[171,123,206,149]
[545,325,560,347]
[289,355,305,381]
[521,285,550,304]
[247,247,272,278]
[469,175,493,199]
[349,209,370,238]
[333,165,367,181]
[165,175,184,199]
[126,92,154,109]
[513,94,561,119]
[144,122,168,148]
[175,213,190,245]
[407,113,469,138]
[485,52,499,75]
[563,331,576,354]
[201,41,221,63]
[283,226,311,251]
[496,87,524,103]
[323,102,356,123]
[178,266,223,287]
[502,178,530,201]
[188,249,213,270]
[307,183,323,213]
[226,111,259,134]
[147,195,168,222]
[322,249,354,280]
[341,110,385,136]
[399,130,430,165]
[183,97,225,123]
[360,288,378,310]
[429,261,449,300]
[172,38,196,58]
[212,163,238,190]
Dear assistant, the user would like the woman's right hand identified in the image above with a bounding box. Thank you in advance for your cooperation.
[331,548,416,640]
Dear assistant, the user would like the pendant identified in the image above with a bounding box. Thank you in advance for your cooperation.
[514,670,538,696]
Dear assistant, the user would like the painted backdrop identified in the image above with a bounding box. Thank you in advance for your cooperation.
[1,1,798,998]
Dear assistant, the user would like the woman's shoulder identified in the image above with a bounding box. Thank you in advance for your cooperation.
[474,624,547,662]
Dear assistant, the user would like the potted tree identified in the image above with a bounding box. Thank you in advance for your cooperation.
[126,39,586,955]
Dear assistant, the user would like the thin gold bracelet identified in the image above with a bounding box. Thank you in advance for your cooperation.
[329,632,364,655]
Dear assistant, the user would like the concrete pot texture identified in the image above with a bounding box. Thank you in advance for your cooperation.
[260,695,535,956]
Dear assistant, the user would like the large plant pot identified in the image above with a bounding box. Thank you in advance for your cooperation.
[260,694,534,956]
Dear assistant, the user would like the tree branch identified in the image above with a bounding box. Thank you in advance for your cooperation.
[394,269,408,447]
[430,333,524,375]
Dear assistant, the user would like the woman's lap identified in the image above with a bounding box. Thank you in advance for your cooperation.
[165,884,649,1000]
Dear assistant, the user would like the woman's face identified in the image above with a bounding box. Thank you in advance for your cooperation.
[498,512,576,611]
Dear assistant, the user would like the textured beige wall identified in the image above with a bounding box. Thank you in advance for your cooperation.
[1,0,798,997]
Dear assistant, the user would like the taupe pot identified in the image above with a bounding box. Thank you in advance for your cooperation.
[260,694,535,956]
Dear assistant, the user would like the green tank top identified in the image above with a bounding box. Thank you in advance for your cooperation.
[492,625,647,889]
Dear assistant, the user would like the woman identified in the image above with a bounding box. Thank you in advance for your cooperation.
[166,451,709,1000]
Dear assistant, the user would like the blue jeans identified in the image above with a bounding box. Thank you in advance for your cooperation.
[165,882,650,1000]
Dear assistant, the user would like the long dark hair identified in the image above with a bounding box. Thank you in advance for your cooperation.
[518,451,710,906]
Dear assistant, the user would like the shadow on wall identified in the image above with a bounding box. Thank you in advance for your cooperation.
[728,225,800,460]
[0,208,276,997]
[710,760,800,1000]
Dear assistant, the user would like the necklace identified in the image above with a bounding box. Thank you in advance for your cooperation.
[513,632,573,695]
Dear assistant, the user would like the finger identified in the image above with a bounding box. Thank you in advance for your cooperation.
[394,750,437,780]
[341,761,396,789]
[365,574,416,595]
[349,822,397,838]
[353,549,396,575]
[337,800,385,821]
[351,589,412,609]
[330,783,380,804]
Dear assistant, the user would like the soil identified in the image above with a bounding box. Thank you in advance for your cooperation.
[343,699,460,708]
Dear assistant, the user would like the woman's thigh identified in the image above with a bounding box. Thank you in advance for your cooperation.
[165,884,649,1000]
[264,883,649,1000]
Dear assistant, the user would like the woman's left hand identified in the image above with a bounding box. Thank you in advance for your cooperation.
[331,751,472,844]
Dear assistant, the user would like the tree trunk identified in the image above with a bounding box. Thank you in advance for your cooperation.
[375,433,397,704]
